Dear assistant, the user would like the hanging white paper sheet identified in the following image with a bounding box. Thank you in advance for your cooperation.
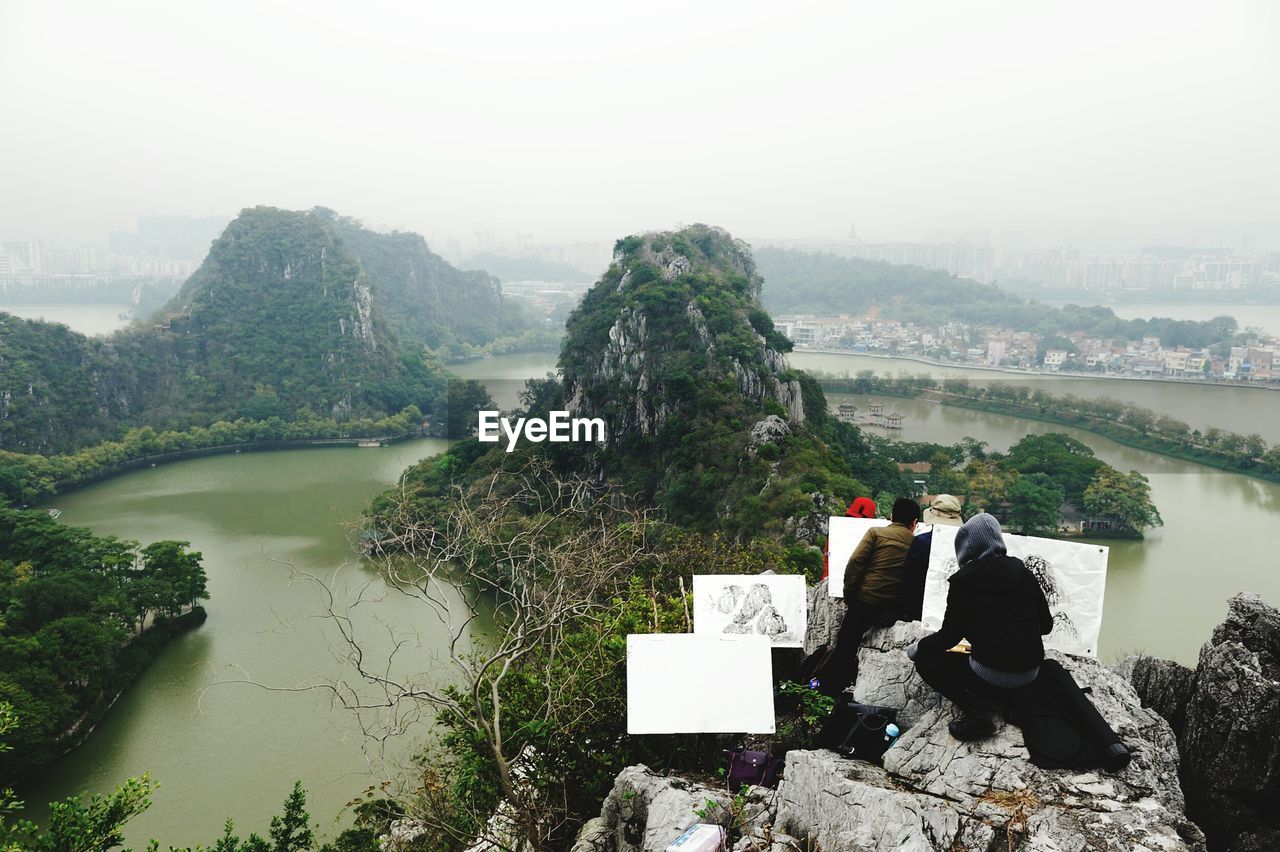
[922,525,1108,658]
[826,516,891,598]
[626,634,776,734]
[693,574,807,648]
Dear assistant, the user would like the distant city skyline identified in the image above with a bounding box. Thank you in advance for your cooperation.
[5,210,1279,297]
[5,209,1278,261]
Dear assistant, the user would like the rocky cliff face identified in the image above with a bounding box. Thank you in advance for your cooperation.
[574,581,1206,852]
[561,225,804,443]
[323,209,530,354]
[1120,593,1280,852]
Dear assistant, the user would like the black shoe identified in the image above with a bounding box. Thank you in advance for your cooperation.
[948,711,996,742]
[1103,742,1131,772]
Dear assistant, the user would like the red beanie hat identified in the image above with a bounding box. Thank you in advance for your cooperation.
[846,497,877,518]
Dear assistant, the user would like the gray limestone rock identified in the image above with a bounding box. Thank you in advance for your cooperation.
[581,615,1204,850]
[786,494,833,548]
[1113,655,1195,733]
[379,818,429,851]
[594,765,733,852]
[1122,593,1280,852]
[748,415,792,454]
[772,618,1204,850]
[569,817,610,852]
[805,578,845,655]
[580,578,1210,851]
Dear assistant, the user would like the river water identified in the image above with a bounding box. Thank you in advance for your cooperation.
[789,351,1280,443]
[22,439,459,848]
[0,303,134,336]
[22,350,1280,847]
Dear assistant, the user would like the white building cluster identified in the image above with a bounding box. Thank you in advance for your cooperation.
[779,314,1280,385]
[1,217,226,297]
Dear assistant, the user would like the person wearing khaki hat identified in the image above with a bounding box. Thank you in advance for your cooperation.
[922,493,963,526]
[898,494,964,621]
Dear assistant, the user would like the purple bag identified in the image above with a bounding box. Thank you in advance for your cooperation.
[725,749,782,789]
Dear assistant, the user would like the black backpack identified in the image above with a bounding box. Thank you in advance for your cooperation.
[819,697,900,763]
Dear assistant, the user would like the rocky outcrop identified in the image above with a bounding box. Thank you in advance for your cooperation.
[585,765,733,852]
[783,494,834,553]
[573,766,802,852]
[580,610,1204,851]
[1121,593,1280,852]
[805,578,845,655]
[1113,655,1195,733]
[781,622,1204,851]
[748,415,791,457]
[380,817,430,851]
[561,226,805,446]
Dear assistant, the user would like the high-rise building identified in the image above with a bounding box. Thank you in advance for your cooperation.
[133,215,228,260]
[844,242,994,284]
[1,240,42,273]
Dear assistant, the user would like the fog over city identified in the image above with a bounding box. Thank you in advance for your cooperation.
[2,0,1278,252]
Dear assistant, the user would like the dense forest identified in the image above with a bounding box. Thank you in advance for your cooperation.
[754,248,1243,349]
[0,509,207,779]
[877,431,1161,535]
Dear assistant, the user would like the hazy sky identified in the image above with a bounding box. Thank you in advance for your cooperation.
[2,0,1278,248]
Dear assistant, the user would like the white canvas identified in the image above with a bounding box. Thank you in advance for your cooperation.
[626,634,775,734]
[922,525,1109,658]
[826,516,891,597]
[692,574,807,648]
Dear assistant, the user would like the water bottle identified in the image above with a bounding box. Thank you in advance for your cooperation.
[883,723,901,750]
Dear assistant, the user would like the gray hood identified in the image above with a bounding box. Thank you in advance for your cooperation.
[955,512,1007,566]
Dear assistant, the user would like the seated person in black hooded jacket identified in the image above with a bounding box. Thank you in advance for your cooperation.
[906,512,1052,742]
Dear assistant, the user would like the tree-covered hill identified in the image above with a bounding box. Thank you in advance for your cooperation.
[382,225,910,539]
[0,207,538,455]
[754,247,1239,348]
[322,210,544,357]
[359,227,918,849]
[128,206,432,429]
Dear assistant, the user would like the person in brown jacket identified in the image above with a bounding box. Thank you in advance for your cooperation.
[812,497,921,697]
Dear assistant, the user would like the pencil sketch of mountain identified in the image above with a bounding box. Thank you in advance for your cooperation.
[693,575,806,648]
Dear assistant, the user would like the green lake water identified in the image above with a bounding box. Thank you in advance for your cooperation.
[22,439,457,848]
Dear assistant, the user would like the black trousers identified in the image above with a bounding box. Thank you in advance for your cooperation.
[814,599,897,697]
[913,647,1010,713]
